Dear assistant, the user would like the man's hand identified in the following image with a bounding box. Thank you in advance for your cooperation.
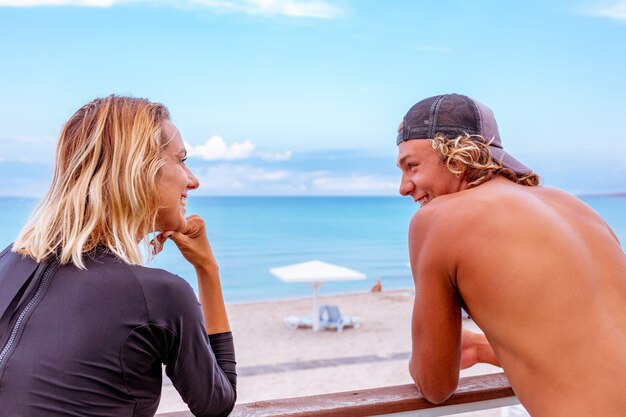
[461,328,501,369]
[460,328,481,369]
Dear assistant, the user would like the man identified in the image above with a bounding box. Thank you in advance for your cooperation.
[397,93,626,416]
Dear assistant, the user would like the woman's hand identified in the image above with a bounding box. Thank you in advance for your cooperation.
[154,215,230,334]
[154,215,217,272]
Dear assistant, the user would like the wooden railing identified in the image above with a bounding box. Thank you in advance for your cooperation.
[158,373,518,417]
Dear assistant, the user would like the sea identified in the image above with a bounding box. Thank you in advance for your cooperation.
[1,195,625,303]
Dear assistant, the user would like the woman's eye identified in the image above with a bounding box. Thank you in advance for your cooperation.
[408,163,418,169]
[181,157,188,164]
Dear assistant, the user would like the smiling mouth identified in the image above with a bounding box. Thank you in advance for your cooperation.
[181,194,187,207]
[414,195,430,206]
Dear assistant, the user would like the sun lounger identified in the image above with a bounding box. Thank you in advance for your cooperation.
[283,315,313,330]
[318,304,361,332]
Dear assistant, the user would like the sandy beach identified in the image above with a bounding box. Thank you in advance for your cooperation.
[156,289,525,416]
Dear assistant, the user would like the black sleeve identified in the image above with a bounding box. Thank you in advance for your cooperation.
[165,329,237,417]
[208,332,237,390]
[141,274,237,417]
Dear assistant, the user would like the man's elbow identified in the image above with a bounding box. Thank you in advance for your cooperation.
[409,361,457,404]
[415,382,455,404]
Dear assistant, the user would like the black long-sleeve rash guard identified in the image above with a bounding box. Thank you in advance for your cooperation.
[0,246,236,417]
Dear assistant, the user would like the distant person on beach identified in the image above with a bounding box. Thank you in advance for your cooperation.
[397,93,626,415]
[0,96,236,416]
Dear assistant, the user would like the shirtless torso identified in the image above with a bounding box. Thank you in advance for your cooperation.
[410,177,626,417]
[399,141,626,417]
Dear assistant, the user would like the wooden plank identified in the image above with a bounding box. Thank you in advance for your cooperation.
[374,396,520,417]
[157,373,514,417]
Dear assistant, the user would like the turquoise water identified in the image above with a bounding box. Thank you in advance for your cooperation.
[1,195,624,302]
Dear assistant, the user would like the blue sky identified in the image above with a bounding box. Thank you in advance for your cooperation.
[1,0,625,196]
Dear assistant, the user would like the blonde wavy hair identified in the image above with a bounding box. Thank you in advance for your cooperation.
[13,95,171,268]
[431,133,541,188]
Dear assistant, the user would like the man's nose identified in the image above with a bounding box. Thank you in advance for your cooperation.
[399,176,413,196]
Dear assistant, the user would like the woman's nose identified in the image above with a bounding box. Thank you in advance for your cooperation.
[187,170,200,190]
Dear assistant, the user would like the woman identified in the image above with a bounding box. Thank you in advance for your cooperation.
[0,96,236,416]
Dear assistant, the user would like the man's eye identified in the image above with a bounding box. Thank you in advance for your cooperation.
[408,163,418,169]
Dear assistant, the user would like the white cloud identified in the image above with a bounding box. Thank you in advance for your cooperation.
[312,175,397,192]
[185,136,292,162]
[191,163,292,192]
[259,150,292,161]
[0,135,56,163]
[250,169,288,181]
[185,163,399,196]
[0,0,119,5]
[0,0,343,19]
[190,0,342,18]
[185,136,255,160]
[582,1,626,20]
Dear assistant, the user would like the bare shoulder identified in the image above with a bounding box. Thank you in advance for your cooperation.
[417,177,618,248]
[409,178,600,254]
[409,185,490,241]
[500,181,616,235]
[535,186,621,243]
[409,177,616,254]
[408,190,481,276]
[408,195,457,246]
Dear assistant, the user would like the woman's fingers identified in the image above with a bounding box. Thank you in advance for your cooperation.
[150,231,175,255]
[167,215,215,268]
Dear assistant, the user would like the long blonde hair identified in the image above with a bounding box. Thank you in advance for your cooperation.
[13,95,170,268]
[431,134,541,188]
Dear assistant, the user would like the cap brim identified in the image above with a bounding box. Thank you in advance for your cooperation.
[489,146,532,175]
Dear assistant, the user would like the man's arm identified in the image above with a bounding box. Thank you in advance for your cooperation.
[408,207,463,404]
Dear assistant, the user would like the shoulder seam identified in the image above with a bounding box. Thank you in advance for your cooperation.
[120,323,178,414]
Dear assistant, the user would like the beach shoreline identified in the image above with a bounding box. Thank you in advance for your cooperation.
[157,289,517,416]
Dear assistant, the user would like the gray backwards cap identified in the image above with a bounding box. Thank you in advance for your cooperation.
[397,93,532,175]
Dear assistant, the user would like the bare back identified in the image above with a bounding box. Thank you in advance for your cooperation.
[410,176,626,416]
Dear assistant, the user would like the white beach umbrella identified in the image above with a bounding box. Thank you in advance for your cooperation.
[270,260,366,331]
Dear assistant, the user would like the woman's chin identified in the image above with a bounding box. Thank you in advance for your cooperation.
[155,217,187,235]
[176,218,187,232]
